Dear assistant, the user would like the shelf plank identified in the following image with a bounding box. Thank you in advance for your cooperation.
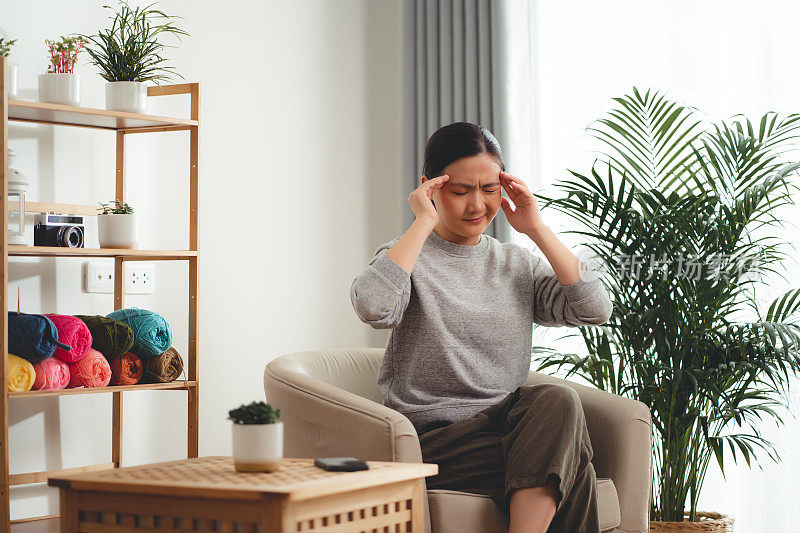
[8,245,197,259]
[9,201,98,217]
[8,99,197,131]
[10,515,59,532]
[9,381,197,399]
[10,463,115,486]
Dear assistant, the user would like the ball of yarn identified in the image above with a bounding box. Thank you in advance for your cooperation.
[7,353,36,392]
[75,315,135,359]
[33,357,70,390]
[106,308,173,360]
[45,314,92,363]
[67,348,111,388]
[8,312,71,363]
[109,353,143,385]
[142,347,183,383]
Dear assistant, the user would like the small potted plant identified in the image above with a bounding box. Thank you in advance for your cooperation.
[38,36,86,107]
[82,1,188,114]
[1,37,18,99]
[97,199,137,249]
[228,401,283,473]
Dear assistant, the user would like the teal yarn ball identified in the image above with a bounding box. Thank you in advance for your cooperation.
[106,308,173,360]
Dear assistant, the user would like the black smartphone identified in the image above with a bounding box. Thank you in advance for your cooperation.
[314,457,370,472]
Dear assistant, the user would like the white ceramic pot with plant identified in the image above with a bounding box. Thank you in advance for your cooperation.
[229,401,283,473]
[1,37,18,98]
[97,200,138,249]
[37,36,86,107]
[83,3,189,114]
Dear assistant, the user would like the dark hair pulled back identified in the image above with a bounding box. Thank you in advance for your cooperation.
[422,122,505,179]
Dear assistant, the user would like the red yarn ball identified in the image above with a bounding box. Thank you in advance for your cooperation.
[45,314,93,363]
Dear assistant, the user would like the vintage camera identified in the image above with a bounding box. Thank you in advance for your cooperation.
[34,213,85,248]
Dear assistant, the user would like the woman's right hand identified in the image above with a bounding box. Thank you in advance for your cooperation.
[408,174,449,227]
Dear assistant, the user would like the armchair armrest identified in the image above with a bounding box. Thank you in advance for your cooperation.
[526,372,651,533]
[264,363,423,464]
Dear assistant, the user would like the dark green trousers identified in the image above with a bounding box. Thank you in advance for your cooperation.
[418,383,600,533]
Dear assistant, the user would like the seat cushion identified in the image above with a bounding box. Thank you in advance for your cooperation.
[427,477,621,532]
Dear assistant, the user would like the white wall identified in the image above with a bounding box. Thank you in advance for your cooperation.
[0,0,402,520]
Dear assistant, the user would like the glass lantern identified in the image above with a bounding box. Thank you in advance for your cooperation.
[7,148,30,246]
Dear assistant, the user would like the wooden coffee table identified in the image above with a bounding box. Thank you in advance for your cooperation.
[48,456,438,532]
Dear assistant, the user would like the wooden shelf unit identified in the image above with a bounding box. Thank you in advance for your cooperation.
[0,56,200,531]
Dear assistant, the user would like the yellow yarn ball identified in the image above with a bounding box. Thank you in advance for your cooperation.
[8,353,36,392]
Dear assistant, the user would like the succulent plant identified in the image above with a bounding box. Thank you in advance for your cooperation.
[228,401,281,425]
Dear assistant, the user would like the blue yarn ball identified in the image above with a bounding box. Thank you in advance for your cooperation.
[106,308,173,360]
[8,312,71,363]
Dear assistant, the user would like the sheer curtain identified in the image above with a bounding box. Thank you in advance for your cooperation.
[503,1,800,530]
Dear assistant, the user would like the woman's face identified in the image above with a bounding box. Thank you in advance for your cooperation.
[422,152,503,245]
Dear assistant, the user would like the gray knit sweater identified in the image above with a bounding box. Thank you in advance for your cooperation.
[350,230,613,434]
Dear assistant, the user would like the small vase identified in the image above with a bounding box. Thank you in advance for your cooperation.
[7,63,18,99]
[105,81,147,114]
[98,213,138,249]
[38,73,80,107]
[232,422,283,473]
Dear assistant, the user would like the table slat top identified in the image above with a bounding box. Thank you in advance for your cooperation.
[47,456,438,502]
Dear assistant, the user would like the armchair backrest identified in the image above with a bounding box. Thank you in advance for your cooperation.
[266,347,384,403]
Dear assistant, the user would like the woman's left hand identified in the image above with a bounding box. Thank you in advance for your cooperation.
[499,171,544,236]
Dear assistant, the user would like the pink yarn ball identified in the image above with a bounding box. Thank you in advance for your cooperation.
[45,314,93,363]
[67,348,111,388]
[33,357,70,390]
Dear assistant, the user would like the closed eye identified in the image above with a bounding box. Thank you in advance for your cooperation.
[453,189,499,196]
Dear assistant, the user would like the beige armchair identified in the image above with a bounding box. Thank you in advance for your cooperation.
[264,348,651,533]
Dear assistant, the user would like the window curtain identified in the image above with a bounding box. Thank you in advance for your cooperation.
[402,0,534,243]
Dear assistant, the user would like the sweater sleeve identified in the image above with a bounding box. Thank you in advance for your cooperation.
[529,252,613,327]
[350,243,412,329]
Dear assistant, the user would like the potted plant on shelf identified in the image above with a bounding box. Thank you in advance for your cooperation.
[97,199,137,249]
[228,401,283,473]
[1,37,18,98]
[534,88,800,531]
[82,1,188,114]
[38,36,86,107]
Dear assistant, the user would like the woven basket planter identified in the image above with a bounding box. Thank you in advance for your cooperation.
[650,512,734,532]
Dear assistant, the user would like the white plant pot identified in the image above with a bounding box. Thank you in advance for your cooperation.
[106,81,147,114]
[98,213,138,249]
[7,63,18,99]
[232,422,283,473]
[38,73,80,107]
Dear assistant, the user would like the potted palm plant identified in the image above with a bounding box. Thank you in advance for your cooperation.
[1,37,18,98]
[535,88,800,531]
[228,401,283,473]
[82,1,188,114]
[38,36,86,107]
[97,199,137,249]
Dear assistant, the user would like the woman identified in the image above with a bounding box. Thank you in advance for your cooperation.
[350,122,612,533]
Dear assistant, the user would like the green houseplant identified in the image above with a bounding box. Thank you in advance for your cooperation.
[1,37,18,99]
[229,401,283,472]
[0,37,16,57]
[82,1,188,114]
[97,199,137,250]
[534,88,800,527]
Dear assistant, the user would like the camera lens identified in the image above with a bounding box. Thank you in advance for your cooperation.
[57,225,84,248]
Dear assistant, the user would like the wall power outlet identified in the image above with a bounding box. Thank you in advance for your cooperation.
[84,261,156,294]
